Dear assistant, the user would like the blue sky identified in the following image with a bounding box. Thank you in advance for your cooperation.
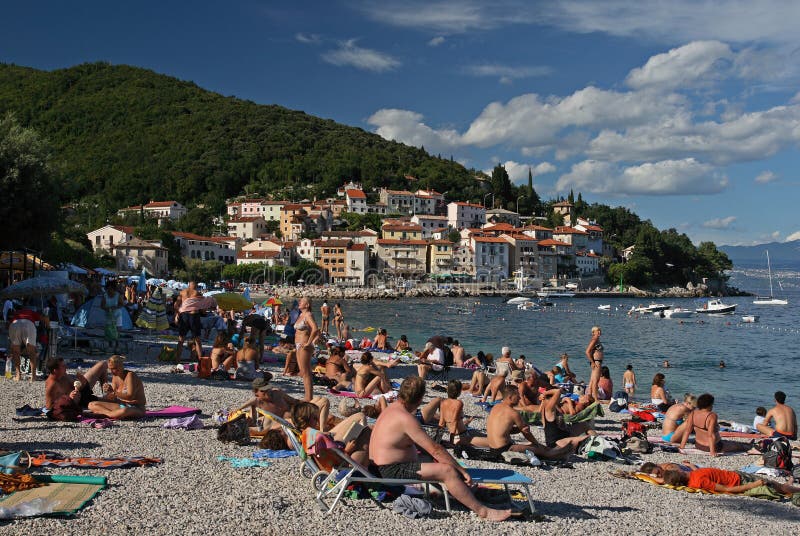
[3,1,800,246]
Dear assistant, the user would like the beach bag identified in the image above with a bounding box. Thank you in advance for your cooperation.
[217,414,250,445]
[622,433,652,454]
[48,394,82,422]
[0,451,31,475]
[609,391,628,412]
[623,421,645,436]
[579,436,624,461]
[157,346,176,362]
[762,437,793,471]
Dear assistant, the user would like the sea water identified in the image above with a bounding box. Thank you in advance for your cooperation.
[332,270,799,423]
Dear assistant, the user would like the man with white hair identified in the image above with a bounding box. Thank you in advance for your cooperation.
[417,341,444,380]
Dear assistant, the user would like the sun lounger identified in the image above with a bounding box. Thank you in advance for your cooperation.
[313,447,535,514]
[259,410,323,480]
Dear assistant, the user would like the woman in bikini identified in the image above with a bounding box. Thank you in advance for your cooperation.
[585,326,603,401]
[354,351,397,396]
[320,301,330,335]
[333,303,344,340]
[294,297,319,401]
[679,393,750,456]
[210,333,236,371]
[661,393,696,444]
[650,373,673,411]
[235,338,259,380]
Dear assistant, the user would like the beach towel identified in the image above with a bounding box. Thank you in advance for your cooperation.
[619,471,785,501]
[162,415,204,430]
[327,389,372,399]
[679,448,751,456]
[29,454,162,469]
[521,402,604,426]
[145,406,202,418]
[251,449,296,459]
[0,475,106,518]
[720,431,769,439]
[216,456,272,468]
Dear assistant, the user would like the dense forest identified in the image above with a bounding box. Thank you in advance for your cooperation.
[0,61,731,286]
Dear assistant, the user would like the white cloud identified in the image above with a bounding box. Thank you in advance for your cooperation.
[462,63,552,83]
[428,36,446,46]
[485,161,556,184]
[357,1,508,33]
[703,216,737,229]
[556,158,728,196]
[321,40,400,72]
[366,109,463,153]
[755,170,777,184]
[295,32,321,44]
[625,41,733,91]
[771,231,781,240]
[786,231,800,242]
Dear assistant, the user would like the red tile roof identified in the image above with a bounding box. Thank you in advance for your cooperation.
[110,225,135,234]
[377,239,428,246]
[538,239,571,247]
[349,243,367,251]
[554,226,588,235]
[473,236,509,243]
[237,251,279,259]
[345,189,366,199]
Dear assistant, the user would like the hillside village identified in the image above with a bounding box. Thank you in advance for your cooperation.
[86,181,609,289]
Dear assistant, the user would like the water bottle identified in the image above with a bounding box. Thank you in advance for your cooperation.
[4,357,12,379]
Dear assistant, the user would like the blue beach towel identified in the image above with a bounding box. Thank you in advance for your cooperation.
[252,449,296,459]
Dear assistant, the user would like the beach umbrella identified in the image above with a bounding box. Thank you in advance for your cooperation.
[213,292,253,312]
[0,277,88,300]
[137,268,148,293]
[135,287,169,331]
[264,296,283,306]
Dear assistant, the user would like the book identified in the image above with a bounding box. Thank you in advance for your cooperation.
[341,420,367,443]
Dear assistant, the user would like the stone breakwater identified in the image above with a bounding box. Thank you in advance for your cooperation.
[255,282,746,301]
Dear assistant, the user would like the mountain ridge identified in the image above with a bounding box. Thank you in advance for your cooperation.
[719,240,800,269]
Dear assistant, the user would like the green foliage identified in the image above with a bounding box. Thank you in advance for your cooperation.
[696,241,732,279]
[447,230,461,243]
[490,164,512,208]
[174,258,222,284]
[340,211,383,232]
[0,113,60,249]
[175,207,215,236]
[0,62,480,216]
[43,233,104,267]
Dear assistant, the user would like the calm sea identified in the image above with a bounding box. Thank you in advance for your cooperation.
[331,269,799,423]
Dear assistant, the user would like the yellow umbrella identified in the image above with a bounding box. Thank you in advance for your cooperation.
[213,292,253,312]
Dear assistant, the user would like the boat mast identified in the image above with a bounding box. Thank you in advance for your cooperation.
[767,250,774,297]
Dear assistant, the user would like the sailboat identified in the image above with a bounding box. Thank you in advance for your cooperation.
[753,251,788,305]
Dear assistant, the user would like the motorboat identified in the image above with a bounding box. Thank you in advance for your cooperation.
[753,251,788,305]
[696,299,737,315]
[517,301,542,311]
[507,296,530,305]
[664,307,693,319]
[597,304,611,311]
[742,315,759,323]
[537,289,575,298]
[630,303,672,314]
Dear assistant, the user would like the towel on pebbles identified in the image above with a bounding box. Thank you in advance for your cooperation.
[163,415,204,430]
[252,449,296,459]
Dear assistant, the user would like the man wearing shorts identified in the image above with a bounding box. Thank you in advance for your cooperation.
[45,356,108,415]
[9,307,49,381]
[370,376,512,522]
[756,391,797,440]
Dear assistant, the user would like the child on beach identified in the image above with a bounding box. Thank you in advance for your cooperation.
[623,364,636,397]
[753,406,767,430]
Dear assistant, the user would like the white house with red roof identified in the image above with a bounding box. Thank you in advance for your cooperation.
[573,217,605,254]
[117,200,187,224]
[240,239,292,266]
[575,250,601,275]
[411,214,449,237]
[236,250,283,266]
[112,237,169,275]
[345,243,369,286]
[447,201,486,230]
[553,226,589,250]
[345,189,367,214]
[86,225,135,253]
[470,234,510,281]
[171,232,239,264]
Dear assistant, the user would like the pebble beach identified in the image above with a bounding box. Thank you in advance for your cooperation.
[2,337,800,536]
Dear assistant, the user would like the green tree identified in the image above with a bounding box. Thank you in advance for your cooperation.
[0,113,60,249]
[447,230,461,243]
[490,164,512,208]
[174,258,222,284]
[696,241,732,279]
[175,207,215,236]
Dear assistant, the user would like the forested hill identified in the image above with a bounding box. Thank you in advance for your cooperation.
[0,62,481,212]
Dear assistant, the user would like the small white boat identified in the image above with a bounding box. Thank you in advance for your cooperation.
[753,251,788,305]
[517,301,541,311]
[664,307,693,319]
[597,304,611,311]
[507,296,530,305]
[537,290,575,298]
[696,299,737,315]
[742,315,759,323]
[631,303,672,314]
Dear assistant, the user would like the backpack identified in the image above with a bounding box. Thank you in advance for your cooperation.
[609,391,628,412]
[762,437,793,471]
[622,433,653,454]
[578,436,626,462]
[442,346,454,368]
[217,413,250,445]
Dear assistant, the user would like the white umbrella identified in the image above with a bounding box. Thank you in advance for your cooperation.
[0,277,88,299]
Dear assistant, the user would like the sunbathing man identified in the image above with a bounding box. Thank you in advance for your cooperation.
[486,384,575,460]
[679,393,750,456]
[87,355,146,419]
[755,391,797,440]
[439,380,486,446]
[44,356,108,413]
[516,372,541,410]
[233,375,332,433]
[370,376,513,522]
[663,467,800,495]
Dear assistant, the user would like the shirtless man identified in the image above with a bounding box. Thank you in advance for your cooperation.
[325,346,355,388]
[439,380,486,446]
[320,301,331,335]
[679,393,750,456]
[174,281,203,363]
[87,355,146,419]
[517,372,541,410]
[44,356,108,412]
[486,385,574,460]
[481,369,508,403]
[234,376,332,432]
[756,391,797,440]
[451,340,465,367]
[370,376,512,522]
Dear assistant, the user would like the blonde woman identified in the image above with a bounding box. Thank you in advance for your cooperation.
[585,326,603,401]
[294,297,319,401]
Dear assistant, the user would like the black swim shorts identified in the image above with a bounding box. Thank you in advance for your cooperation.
[378,461,422,480]
[178,312,202,339]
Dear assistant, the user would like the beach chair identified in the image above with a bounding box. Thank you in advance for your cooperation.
[259,410,323,481]
[313,447,536,515]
